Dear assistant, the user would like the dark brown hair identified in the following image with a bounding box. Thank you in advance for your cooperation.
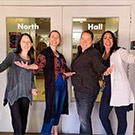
[15,33,34,63]
[81,30,94,40]
[100,30,119,55]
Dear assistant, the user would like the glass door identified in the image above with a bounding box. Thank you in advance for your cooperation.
[0,6,62,133]
[62,6,132,135]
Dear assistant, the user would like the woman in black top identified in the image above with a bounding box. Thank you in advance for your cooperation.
[99,30,135,135]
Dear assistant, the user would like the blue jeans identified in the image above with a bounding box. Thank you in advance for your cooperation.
[75,91,97,135]
[41,85,66,135]
[99,94,127,135]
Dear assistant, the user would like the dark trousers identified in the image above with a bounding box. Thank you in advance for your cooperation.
[9,97,30,135]
[41,85,66,135]
[99,94,127,135]
[75,91,97,135]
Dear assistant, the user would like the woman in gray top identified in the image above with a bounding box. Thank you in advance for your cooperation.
[0,33,38,135]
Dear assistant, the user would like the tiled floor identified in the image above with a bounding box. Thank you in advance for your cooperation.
[0,133,79,135]
[1,133,135,135]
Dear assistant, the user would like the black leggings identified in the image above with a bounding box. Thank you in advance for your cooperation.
[9,97,30,135]
[99,94,127,135]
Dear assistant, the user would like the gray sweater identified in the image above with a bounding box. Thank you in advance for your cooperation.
[0,52,35,106]
[71,46,107,96]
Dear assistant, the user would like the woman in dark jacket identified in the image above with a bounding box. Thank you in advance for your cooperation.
[15,30,75,135]
[71,30,113,135]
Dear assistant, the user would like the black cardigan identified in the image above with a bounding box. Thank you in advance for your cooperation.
[40,47,69,123]
[71,46,107,96]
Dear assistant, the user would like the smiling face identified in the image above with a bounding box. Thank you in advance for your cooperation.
[103,33,113,51]
[80,32,93,52]
[49,32,60,47]
[20,35,33,52]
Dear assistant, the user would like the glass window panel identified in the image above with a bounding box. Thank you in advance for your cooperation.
[71,17,119,102]
[6,17,50,101]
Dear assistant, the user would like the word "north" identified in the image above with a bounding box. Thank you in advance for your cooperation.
[18,23,39,30]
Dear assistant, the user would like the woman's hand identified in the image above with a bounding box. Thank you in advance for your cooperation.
[14,61,29,69]
[32,89,38,96]
[14,61,38,70]
[104,65,114,76]
[63,72,76,77]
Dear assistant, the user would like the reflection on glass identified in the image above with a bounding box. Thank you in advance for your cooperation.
[71,17,119,102]
[6,17,50,101]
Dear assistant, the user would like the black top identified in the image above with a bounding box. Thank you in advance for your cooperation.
[103,57,111,97]
[71,46,107,96]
